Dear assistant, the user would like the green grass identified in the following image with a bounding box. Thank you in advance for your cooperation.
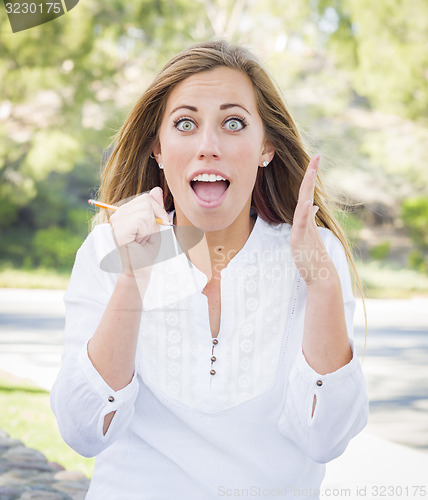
[0,266,70,289]
[356,260,428,298]
[0,372,94,478]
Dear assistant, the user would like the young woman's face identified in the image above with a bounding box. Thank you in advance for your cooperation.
[154,66,274,231]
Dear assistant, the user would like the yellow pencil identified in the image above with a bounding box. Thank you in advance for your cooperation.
[88,199,174,226]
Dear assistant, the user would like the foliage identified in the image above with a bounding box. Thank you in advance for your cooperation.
[313,0,428,120]
[400,197,428,274]
[32,227,83,269]
[0,227,35,266]
[0,0,216,265]
[1,0,427,278]
[401,197,428,249]
[369,241,391,261]
[408,250,427,274]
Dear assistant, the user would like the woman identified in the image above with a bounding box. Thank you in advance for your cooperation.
[51,40,368,499]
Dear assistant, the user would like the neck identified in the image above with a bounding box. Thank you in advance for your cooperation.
[173,206,256,281]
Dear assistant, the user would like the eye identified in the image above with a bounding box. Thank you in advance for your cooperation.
[173,118,196,131]
[224,116,247,131]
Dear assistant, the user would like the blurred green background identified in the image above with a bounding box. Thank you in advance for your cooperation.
[1,0,428,296]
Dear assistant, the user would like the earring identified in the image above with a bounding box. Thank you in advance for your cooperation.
[262,160,269,167]
[159,163,164,170]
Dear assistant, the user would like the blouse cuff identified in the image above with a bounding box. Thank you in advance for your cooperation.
[78,342,139,411]
[294,338,359,386]
[279,338,368,462]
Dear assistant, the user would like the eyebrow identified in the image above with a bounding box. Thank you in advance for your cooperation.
[169,103,251,116]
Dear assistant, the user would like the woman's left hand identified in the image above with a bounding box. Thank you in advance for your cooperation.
[290,155,335,287]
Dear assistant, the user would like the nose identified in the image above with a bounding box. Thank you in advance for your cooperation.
[196,126,221,160]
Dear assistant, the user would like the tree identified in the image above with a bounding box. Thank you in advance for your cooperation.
[313,0,428,120]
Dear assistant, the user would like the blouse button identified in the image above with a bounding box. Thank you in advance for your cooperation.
[210,369,216,375]
[211,356,216,362]
[212,338,219,345]
[108,396,115,402]
[316,380,323,387]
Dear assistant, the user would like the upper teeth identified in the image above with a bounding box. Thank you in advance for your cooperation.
[191,174,227,182]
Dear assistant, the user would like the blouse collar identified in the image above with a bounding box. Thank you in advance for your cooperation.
[168,209,264,273]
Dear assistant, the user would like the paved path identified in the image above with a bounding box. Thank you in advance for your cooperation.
[0,289,427,498]
[0,288,65,391]
[352,296,428,451]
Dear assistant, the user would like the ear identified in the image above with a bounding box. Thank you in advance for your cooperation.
[152,142,162,164]
[260,140,275,166]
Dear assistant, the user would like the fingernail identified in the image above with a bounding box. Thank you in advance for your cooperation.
[312,205,319,215]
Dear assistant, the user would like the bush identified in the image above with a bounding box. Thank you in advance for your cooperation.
[401,197,428,249]
[408,250,428,274]
[369,241,391,260]
[66,208,92,235]
[33,227,83,269]
[0,227,33,266]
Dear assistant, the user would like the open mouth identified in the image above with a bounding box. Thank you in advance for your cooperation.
[190,176,230,203]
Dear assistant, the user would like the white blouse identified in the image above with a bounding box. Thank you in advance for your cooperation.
[51,213,368,500]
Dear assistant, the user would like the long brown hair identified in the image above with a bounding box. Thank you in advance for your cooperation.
[95,39,366,334]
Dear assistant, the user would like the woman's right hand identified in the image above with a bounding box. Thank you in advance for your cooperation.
[109,187,170,275]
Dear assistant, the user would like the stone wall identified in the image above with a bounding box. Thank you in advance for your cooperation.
[0,430,90,500]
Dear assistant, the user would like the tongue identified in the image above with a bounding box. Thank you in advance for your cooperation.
[192,181,228,202]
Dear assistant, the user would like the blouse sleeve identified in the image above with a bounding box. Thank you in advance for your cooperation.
[277,229,369,464]
[50,225,139,458]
